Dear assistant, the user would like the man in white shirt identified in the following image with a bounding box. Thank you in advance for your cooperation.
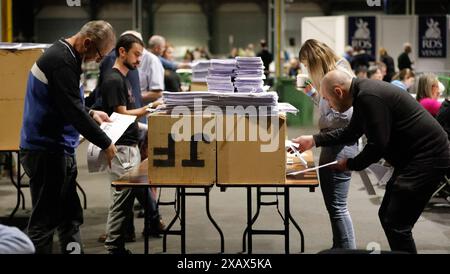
[139,35,165,104]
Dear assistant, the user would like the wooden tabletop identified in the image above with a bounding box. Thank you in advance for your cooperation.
[112,150,319,188]
[111,158,214,187]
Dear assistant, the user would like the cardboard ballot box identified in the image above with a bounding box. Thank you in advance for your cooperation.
[0,48,44,150]
[217,115,286,185]
[148,115,217,185]
[147,113,286,185]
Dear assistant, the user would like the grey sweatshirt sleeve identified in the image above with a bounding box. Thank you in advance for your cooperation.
[0,225,35,254]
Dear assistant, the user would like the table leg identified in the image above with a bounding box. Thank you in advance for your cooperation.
[9,151,22,219]
[144,187,149,254]
[247,186,252,254]
[181,187,186,254]
[163,187,181,252]
[205,187,224,253]
[284,187,290,254]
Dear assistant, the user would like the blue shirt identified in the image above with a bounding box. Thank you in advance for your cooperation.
[159,56,178,71]
[390,80,407,91]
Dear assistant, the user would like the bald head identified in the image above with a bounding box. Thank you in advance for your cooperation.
[148,35,166,56]
[321,70,353,95]
[320,70,354,113]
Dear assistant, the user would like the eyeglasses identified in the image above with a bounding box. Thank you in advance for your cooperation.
[94,44,103,61]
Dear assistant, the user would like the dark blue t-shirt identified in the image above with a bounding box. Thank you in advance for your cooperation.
[93,50,146,123]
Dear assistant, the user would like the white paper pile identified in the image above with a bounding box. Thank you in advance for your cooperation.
[0,42,50,50]
[191,60,210,82]
[206,59,237,93]
[234,56,265,93]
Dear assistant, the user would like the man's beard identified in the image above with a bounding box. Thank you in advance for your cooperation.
[124,60,137,70]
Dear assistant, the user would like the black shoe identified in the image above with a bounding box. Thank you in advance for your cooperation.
[142,219,166,238]
[125,233,136,242]
[142,229,162,238]
[108,248,132,255]
[137,209,145,219]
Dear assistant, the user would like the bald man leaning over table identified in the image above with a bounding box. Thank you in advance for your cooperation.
[292,70,450,254]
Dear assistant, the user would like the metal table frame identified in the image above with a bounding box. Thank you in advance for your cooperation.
[0,150,87,219]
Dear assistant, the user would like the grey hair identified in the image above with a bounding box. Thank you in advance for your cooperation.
[148,35,165,49]
[79,20,116,51]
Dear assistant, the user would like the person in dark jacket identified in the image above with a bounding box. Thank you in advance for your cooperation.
[293,70,450,254]
[20,21,117,254]
[397,42,413,71]
[257,39,273,83]
[379,48,395,82]
[351,46,373,70]
[436,98,450,139]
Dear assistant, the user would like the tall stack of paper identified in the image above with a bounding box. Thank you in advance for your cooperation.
[191,60,210,82]
[235,57,265,93]
[206,59,236,93]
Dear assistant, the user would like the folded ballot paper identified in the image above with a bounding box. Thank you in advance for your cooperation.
[287,161,338,176]
[285,140,338,176]
[285,140,308,168]
[87,112,137,173]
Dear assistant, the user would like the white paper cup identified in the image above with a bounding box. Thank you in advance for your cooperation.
[296,74,309,88]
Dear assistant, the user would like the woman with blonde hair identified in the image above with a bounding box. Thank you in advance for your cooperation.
[297,39,358,249]
[416,73,442,117]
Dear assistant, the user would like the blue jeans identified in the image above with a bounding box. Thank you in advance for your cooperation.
[319,144,358,249]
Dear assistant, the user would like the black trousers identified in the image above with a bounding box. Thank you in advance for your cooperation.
[20,150,83,254]
[378,164,446,253]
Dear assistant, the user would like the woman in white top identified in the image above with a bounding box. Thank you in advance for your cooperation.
[297,39,358,249]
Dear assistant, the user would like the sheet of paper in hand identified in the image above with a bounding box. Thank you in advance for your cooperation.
[87,112,136,173]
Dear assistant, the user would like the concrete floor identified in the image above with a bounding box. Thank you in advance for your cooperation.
[0,126,449,254]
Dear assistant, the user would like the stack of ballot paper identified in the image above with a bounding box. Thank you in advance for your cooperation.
[162,91,280,112]
[206,75,234,93]
[276,102,299,114]
[206,59,237,93]
[0,42,51,50]
[191,60,210,82]
[235,57,265,93]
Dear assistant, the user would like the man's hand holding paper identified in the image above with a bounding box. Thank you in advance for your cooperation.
[87,112,137,172]
[291,135,315,152]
